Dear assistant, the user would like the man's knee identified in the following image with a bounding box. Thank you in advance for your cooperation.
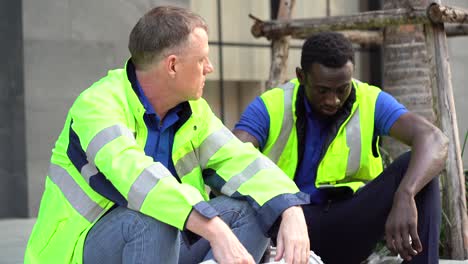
[121,208,178,241]
[92,206,178,242]
[379,151,412,184]
[84,207,179,263]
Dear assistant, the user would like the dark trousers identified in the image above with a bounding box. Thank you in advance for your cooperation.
[302,152,441,264]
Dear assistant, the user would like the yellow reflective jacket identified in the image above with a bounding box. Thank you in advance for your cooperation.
[261,78,383,193]
[25,62,306,263]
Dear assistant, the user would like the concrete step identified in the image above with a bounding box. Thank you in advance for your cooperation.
[0,218,35,264]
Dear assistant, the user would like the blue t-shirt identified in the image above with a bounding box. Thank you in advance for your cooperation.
[234,88,408,204]
[135,79,181,178]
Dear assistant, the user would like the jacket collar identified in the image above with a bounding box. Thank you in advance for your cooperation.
[125,59,193,129]
[295,82,357,163]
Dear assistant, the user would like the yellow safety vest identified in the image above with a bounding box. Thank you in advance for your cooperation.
[25,63,302,263]
[261,78,383,193]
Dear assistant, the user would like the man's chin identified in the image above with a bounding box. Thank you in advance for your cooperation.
[320,109,338,116]
[190,93,203,101]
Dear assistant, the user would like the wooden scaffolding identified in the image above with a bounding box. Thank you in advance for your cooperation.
[250,0,468,260]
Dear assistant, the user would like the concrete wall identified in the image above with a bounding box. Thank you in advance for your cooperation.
[192,0,363,82]
[23,0,189,216]
[24,0,453,217]
[191,0,365,130]
[0,0,28,218]
[445,0,468,168]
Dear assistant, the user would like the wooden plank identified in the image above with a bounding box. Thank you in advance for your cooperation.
[265,0,295,90]
[251,7,428,39]
[424,3,468,258]
[250,4,468,40]
[428,3,468,24]
[445,24,468,37]
[289,30,383,45]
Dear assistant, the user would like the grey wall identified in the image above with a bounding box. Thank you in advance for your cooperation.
[21,0,468,217]
[445,0,468,168]
[0,0,28,217]
[23,0,189,216]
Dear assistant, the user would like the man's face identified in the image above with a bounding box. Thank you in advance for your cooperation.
[174,27,213,101]
[297,61,354,117]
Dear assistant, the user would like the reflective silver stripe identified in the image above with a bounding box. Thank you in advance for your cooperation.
[81,162,98,183]
[199,127,234,168]
[86,124,135,162]
[221,157,276,196]
[345,108,361,176]
[267,82,295,163]
[175,127,234,177]
[175,150,199,177]
[127,162,172,211]
[48,164,104,222]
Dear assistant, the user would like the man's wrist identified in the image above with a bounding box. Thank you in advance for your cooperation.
[201,216,231,243]
[282,206,302,217]
[394,187,416,202]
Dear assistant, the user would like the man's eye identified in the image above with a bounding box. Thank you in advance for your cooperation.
[337,85,349,94]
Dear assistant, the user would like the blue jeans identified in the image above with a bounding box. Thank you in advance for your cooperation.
[83,195,269,264]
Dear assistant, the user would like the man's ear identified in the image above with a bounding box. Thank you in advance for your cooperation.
[296,67,304,84]
[166,55,177,78]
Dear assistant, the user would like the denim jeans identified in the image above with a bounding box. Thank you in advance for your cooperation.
[83,195,269,264]
[178,195,269,264]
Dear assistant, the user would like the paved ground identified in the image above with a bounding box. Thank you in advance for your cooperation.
[0,218,467,264]
[0,218,35,264]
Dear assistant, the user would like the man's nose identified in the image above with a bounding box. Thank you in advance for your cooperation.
[325,94,340,106]
[204,59,214,74]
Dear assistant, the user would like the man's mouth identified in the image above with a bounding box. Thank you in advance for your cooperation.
[321,106,338,115]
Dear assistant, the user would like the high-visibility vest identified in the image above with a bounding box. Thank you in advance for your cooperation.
[261,78,383,193]
[25,63,301,263]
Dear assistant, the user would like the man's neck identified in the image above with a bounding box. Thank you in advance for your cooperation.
[135,70,178,120]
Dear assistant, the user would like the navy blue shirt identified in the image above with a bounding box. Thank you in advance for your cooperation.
[135,79,181,177]
[234,87,408,204]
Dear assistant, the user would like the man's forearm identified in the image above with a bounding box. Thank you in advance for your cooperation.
[185,207,257,263]
[185,209,231,243]
[396,126,448,198]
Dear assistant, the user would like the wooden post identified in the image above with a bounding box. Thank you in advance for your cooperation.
[424,1,468,259]
[265,0,295,90]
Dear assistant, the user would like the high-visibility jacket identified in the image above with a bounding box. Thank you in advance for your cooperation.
[25,62,305,263]
[261,78,383,193]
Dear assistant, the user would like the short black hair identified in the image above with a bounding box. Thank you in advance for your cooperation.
[300,32,354,72]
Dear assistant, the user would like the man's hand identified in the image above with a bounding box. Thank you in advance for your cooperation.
[385,191,422,262]
[209,225,255,264]
[275,206,310,264]
[186,210,254,264]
